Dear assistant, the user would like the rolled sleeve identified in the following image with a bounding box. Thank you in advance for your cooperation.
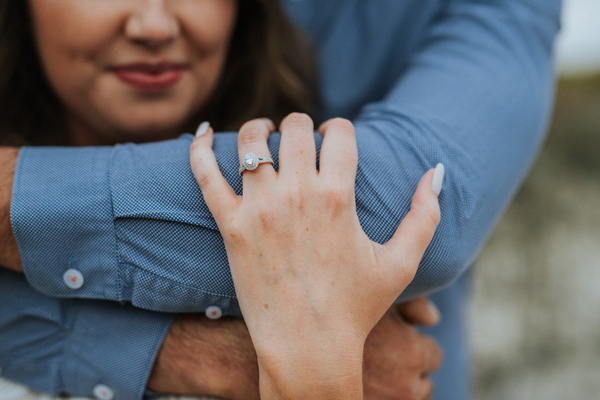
[12,146,121,301]
[11,137,244,315]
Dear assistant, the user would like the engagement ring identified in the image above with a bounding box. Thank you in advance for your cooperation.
[239,152,274,174]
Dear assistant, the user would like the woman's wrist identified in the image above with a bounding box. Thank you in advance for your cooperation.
[255,334,365,399]
[258,354,364,399]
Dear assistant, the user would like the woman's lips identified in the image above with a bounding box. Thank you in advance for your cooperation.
[112,62,186,92]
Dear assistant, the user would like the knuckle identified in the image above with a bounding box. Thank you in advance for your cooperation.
[422,380,435,400]
[257,208,275,231]
[413,204,440,239]
[419,335,443,373]
[283,185,307,212]
[189,138,202,152]
[321,185,351,210]
[405,336,427,368]
[417,378,434,400]
[423,209,440,237]
[430,342,443,371]
[195,171,213,190]
[238,127,265,147]
[225,221,246,246]
[426,205,441,227]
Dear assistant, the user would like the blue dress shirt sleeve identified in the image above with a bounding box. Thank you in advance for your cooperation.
[348,0,561,298]
[12,0,560,313]
[0,269,173,399]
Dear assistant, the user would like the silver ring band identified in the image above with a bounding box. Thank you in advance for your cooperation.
[239,152,274,175]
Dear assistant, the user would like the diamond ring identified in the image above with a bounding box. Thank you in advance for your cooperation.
[239,152,274,175]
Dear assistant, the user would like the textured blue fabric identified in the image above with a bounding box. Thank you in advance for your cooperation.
[4,0,560,397]
[0,270,173,398]
[423,270,473,399]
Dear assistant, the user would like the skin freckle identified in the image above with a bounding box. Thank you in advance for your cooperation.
[264,303,269,309]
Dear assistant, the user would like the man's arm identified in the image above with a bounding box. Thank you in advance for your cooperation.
[344,0,561,299]
[9,0,560,312]
[0,147,20,271]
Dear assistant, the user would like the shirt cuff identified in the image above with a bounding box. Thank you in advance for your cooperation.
[10,139,244,316]
[12,146,121,301]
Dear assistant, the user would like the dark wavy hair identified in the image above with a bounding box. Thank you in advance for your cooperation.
[0,0,318,146]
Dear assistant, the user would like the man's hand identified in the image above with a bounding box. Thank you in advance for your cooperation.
[364,299,443,400]
[148,297,441,400]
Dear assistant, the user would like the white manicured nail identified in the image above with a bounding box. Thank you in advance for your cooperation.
[432,163,445,196]
[195,121,210,137]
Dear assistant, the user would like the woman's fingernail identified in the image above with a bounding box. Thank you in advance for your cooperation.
[262,118,274,127]
[432,163,445,196]
[195,121,210,137]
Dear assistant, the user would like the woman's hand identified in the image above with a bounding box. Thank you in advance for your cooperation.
[190,113,443,398]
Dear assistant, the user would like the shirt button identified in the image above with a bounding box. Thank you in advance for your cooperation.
[93,384,114,400]
[205,305,222,319]
[63,269,84,289]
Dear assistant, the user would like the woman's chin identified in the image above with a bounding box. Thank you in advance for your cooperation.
[68,117,188,146]
[110,124,185,144]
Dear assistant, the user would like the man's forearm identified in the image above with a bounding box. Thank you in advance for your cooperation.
[9,0,560,312]
[147,314,260,399]
[0,147,22,272]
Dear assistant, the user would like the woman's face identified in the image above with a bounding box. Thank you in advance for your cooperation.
[28,0,238,145]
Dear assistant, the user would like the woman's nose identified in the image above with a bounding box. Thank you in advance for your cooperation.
[124,0,180,49]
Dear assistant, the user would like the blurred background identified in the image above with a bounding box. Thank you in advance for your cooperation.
[469,0,600,398]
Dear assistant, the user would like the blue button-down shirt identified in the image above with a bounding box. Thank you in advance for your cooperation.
[1,0,560,398]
